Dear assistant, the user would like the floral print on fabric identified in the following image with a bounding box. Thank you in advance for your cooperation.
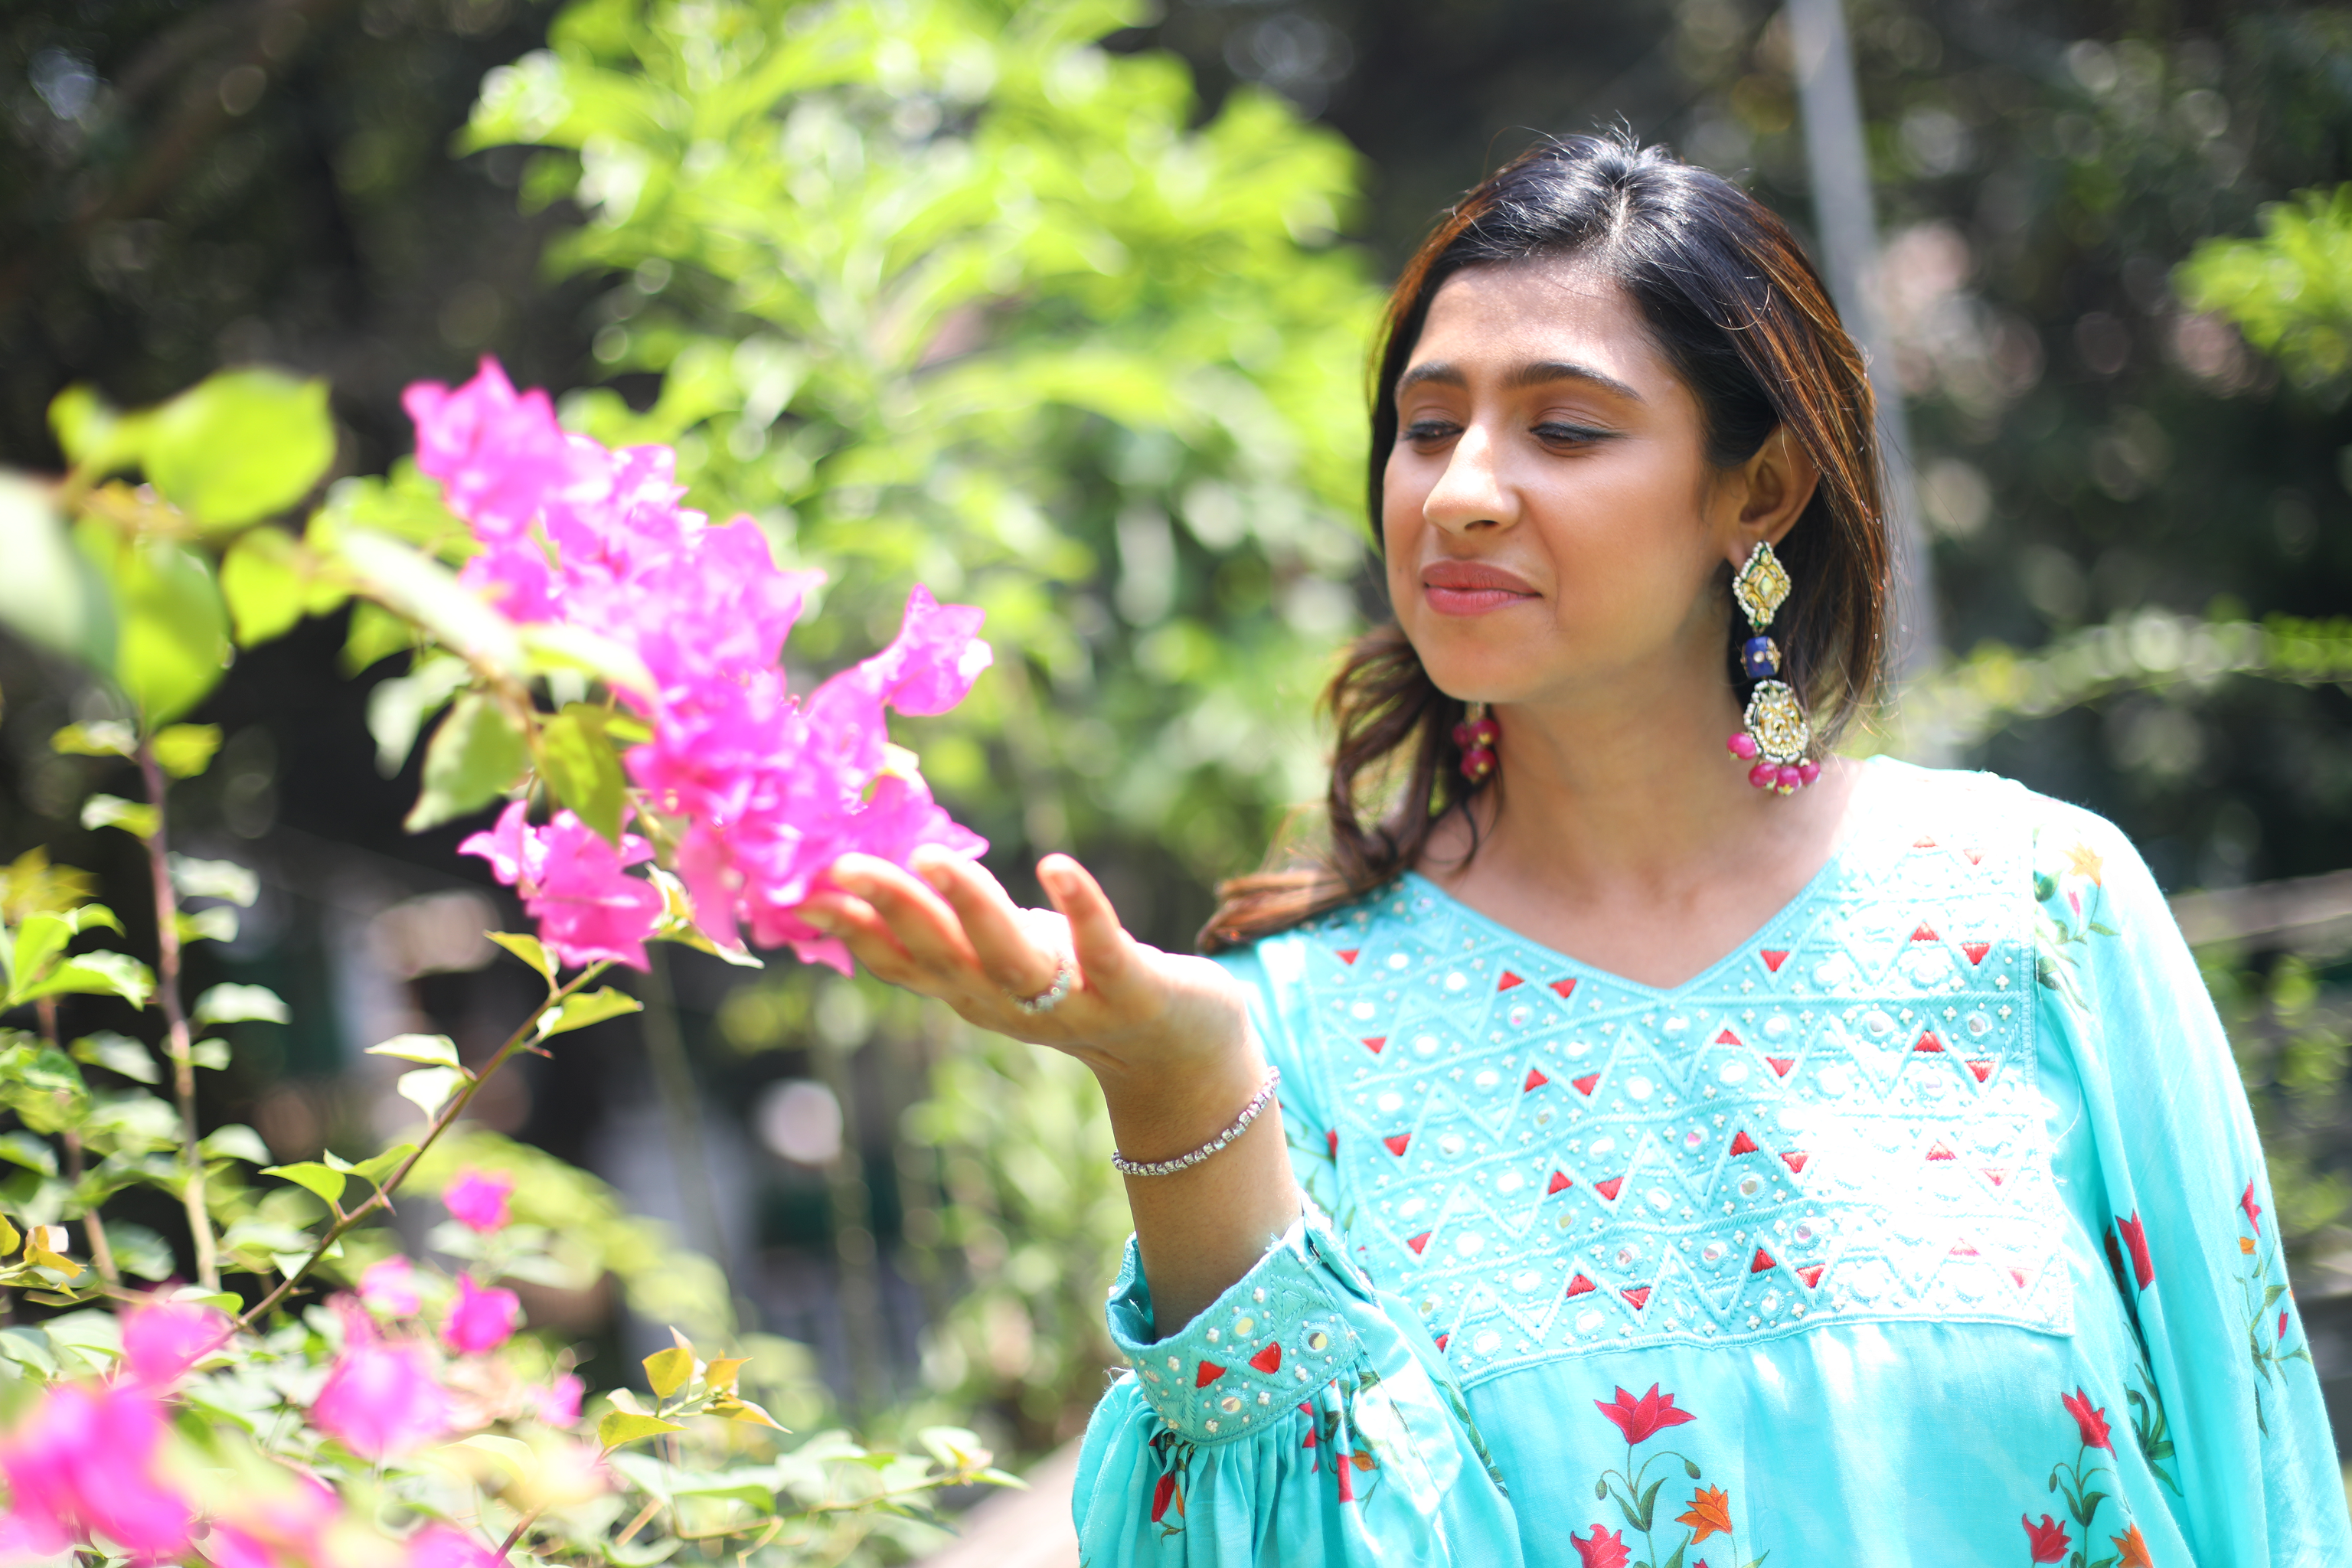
[2233,1174,2311,1437]
[2031,1384,2144,1568]
[1579,1384,1769,1568]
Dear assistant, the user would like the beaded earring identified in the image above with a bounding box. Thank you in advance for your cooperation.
[1452,701,1500,785]
[1723,541,1820,795]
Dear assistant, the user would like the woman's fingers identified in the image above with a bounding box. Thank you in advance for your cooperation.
[795,890,931,990]
[913,850,1063,998]
[1037,853,1138,996]
[826,854,980,977]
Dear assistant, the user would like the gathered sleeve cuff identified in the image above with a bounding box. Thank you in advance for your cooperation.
[1074,1211,1521,1564]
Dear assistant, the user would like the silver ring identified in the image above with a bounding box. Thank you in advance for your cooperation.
[1008,952,1073,1016]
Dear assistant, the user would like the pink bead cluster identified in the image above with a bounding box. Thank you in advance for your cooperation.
[402,360,992,975]
[1452,709,1501,784]
[1725,731,1821,794]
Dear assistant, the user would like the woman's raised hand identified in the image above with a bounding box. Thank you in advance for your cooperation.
[798,847,1254,1102]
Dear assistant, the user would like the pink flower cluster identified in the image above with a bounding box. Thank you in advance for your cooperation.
[407,361,991,972]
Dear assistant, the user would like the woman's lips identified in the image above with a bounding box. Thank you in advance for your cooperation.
[1419,560,1538,616]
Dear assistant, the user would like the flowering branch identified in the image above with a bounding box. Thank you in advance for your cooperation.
[233,959,610,1332]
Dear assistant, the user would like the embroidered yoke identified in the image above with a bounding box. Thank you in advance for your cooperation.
[1074,760,2351,1566]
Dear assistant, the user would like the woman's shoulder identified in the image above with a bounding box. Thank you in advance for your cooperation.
[1860,756,2146,875]
[1210,878,1416,996]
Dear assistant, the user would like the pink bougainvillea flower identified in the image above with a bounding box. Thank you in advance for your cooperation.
[199,1472,341,1568]
[407,1523,505,1568]
[312,1341,450,1459]
[1592,1383,1697,1446]
[361,1256,423,1317]
[1570,1524,1632,1568]
[0,1381,192,1560]
[2115,1210,2154,1289]
[537,1372,586,1429]
[443,1274,522,1355]
[459,805,663,970]
[442,1168,515,1234]
[2061,1387,2115,1452]
[402,358,612,557]
[119,1298,227,1390]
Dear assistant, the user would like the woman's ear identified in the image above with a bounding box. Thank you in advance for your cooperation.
[1725,425,1821,560]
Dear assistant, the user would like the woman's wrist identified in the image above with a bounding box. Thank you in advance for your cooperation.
[1089,1009,1266,1168]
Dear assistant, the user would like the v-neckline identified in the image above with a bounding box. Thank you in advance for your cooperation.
[1396,754,1893,1001]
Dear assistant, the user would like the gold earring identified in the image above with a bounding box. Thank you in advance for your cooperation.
[1724,541,1816,795]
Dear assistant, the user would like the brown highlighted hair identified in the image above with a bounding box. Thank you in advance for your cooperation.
[1202,133,1891,952]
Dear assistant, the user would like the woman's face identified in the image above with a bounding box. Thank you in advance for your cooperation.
[1382,259,1773,710]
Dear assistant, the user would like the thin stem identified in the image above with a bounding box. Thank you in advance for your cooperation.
[39,995,119,1287]
[498,1504,546,1559]
[138,737,217,1289]
[232,962,610,1332]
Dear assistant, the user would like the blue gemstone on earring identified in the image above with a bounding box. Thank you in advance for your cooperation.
[1742,635,1780,679]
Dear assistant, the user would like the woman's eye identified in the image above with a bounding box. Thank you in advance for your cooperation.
[1403,420,1459,444]
[1534,421,1610,446]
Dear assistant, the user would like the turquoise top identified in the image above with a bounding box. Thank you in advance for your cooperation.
[1073,760,2351,1566]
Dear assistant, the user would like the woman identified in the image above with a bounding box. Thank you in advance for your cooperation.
[801,137,2350,1563]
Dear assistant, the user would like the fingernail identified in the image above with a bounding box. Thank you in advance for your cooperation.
[800,909,836,934]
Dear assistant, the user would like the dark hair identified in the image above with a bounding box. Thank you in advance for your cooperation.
[1203,133,1891,952]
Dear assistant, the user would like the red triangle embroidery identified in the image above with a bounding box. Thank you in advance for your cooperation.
[1914,1032,1945,1054]
[1749,1248,1776,1273]
[1766,1057,1795,1077]
[1195,1361,1225,1387]
[1910,923,1939,942]
[1714,1027,1743,1047]
[1728,1129,1760,1156]
[1965,848,1984,865]
[1498,970,1524,991]
[1781,1151,1810,1174]
[1335,949,1359,965]
[1362,1037,1386,1054]
[1913,835,1938,849]
[1966,1059,1993,1083]
[1433,1334,1449,1351]
[1549,978,1577,998]
[1572,1073,1600,1096]
[1981,1167,2008,1187]
[1926,1139,1956,1161]
[1593,1175,1625,1201]
[1325,1129,1338,1158]
[1566,1273,1596,1297]
[1949,1238,1979,1257]
[1759,949,1790,972]
[1797,1264,1824,1289]
[1249,1342,1282,1374]
[1621,1285,1651,1310]
[1962,941,1991,965]
[1383,1133,1412,1158]
[2008,1267,2030,1289]
[1547,1170,1573,1195]
[1523,1067,1549,1092]
[1405,1231,1431,1256]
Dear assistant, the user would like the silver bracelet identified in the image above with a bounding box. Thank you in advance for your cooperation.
[1112,1067,1282,1178]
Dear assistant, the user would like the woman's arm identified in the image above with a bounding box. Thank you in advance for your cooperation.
[802,847,1301,1334]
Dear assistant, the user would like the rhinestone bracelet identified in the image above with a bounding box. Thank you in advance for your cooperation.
[1111,1067,1282,1178]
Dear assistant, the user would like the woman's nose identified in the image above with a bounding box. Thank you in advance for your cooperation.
[1423,422,1517,534]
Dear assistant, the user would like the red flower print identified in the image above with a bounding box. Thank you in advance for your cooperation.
[1150,1472,1177,1523]
[2242,1181,2264,1235]
[1570,1524,1632,1568]
[1593,1383,1697,1446]
[2115,1211,2153,1289]
[2061,1387,2114,1452]
[2023,1514,2071,1563]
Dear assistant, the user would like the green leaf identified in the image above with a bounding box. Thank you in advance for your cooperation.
[191,1038,231,1070]
[598,1410,687,1449]
[150,724,224,780]
[178,909,239,946]
[168,854,257,906]
[2264,1282,2289,1308]
[1633,1474,1664,1530]
[367,1034,459,1067]
[71,1032,158,1084]
[365,654,472,776]
[261,1161,348,1207]
[518,622,655,702]
[198,1124,272,1165]
[642,1344,694,1398]
[540,704,629,843]
[106,1222,175,1282]
[74,523,233,724]
[487,931,554,983]
[541,986,643,1037]
[0,1132,56,1176]
[396,1066,468,1118]
[1661,1546,1686,1568]
[80,794,158,839]
[348,1143,418,1187]
[0,471,115,672]
[404,691,530,831]
[49,384,142,472]
[22,950,157,1008]
[332,528,522,675]
[144,369,336,530]
[194,983,288,1024]
[341,600,414,675]
[219,528,345,647]
[51,721,136,759]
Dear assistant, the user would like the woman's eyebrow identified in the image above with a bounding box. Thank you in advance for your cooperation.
[1395,358,1644,402]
